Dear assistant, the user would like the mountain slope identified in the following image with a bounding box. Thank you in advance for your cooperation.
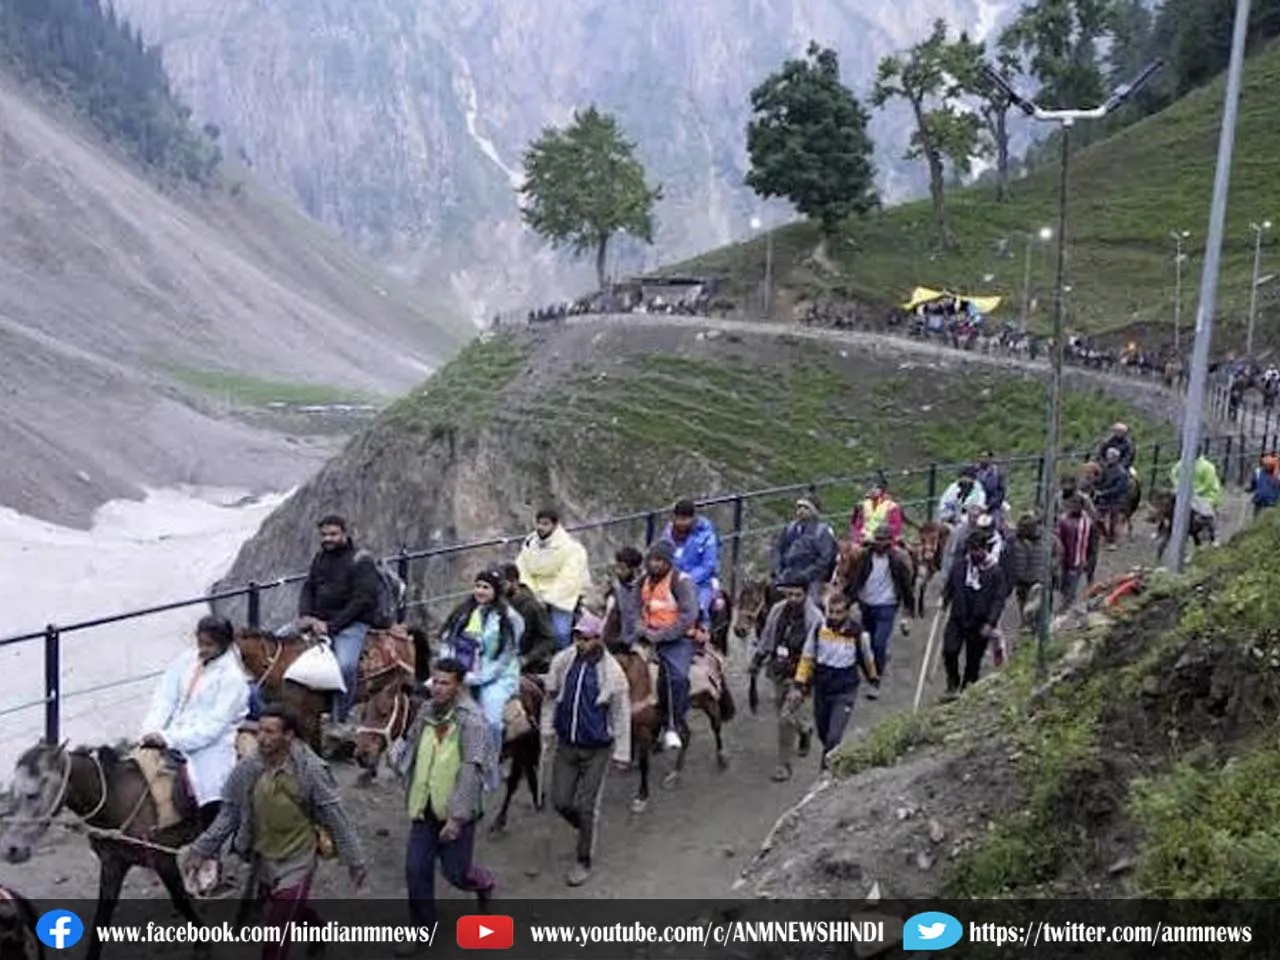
[0,70,473,527]
[680,44,1280,342]
[112,0,1017,316]
[212,317,1172,630]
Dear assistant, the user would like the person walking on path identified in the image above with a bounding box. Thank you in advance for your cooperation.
[183,705,366,960]
[540,612,631,887]
[753,578,821,782]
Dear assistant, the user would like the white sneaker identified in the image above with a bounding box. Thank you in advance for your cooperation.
[661,729,683,751]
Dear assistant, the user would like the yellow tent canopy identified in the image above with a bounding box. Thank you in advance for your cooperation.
[902,286,1002,314]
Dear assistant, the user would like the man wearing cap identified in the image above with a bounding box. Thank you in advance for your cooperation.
[753,578,822,782]
[845,524,916,699]
[940,530,1007,698]
[770,496,839,605]
[976,450,1006,515]
[541,612,632,887]
[662,499,721,618]
[850,476,904,545]
[1099,423,1135,471]
[938,466,987,525]
[636,541,700,751]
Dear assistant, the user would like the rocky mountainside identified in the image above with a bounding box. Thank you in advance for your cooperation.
[113,0,1016,318]
[0,69,473,527]
[213,316,1172,630]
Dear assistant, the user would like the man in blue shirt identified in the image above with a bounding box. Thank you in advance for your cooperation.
[662,499,720,618]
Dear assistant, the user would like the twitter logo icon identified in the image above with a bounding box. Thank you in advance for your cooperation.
[902,911,964,951]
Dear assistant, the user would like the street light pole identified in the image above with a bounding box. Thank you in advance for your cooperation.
[749,215,773,319]
[1248,220,1271,355]
[982,58,1164,679]
[1171,230,1189,353]
[1167,0,1251,573]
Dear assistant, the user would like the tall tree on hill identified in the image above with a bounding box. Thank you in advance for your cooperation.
[953,29,1021,202]
[518,106,662,291]
[744,43,879,243]
[872,19,982,248]
[1003,0,1116,110]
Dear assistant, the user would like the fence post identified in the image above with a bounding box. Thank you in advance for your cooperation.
[1035,453,1045,496]
[728,496,745,599]
[396,548,411,621]
[1149,442,1161,495]
[644,512,658,546]
[44,624,60,744]
[1238,428,1249,487]
[246,582,261,630]
[1223,436,1233,485]
[925,464,938,522]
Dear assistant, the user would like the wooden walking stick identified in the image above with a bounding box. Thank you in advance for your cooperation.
[913,603,946,713]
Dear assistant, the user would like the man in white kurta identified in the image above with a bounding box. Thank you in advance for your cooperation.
[140,615,249,828]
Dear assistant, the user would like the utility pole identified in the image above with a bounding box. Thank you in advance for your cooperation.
[749,215,774,319]
[1167,0,1251,573]
[1171,230,1189,353]
[1248,219,1271,355]
[1021,226,1053,330]
[983,59,1164,678]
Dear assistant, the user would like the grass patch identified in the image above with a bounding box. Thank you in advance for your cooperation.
[829,711,943,777]
[380,334,527,439]
[162,363,371,407]
[674,45,1280,342]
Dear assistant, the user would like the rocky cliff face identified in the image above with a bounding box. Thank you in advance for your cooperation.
[113,0,1015,320]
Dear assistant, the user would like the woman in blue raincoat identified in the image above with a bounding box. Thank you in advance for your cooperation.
[438,568,524,790]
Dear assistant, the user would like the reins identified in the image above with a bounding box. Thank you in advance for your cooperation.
[355,689,409,743]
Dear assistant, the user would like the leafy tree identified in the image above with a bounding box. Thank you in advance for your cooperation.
[518,106,662,290]
[953,29,1022,202]
[744,42,879,241]
[1003,0,1117,110]
[872,20,982,248]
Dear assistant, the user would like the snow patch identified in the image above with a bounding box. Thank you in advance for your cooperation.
[0,487,288,778]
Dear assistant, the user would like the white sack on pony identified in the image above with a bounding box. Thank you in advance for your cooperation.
[282,643,346,692]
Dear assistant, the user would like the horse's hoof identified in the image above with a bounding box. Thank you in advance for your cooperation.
[488,820,507,836]
[661,771,679,789]
[630,797,649,814]
[716,754,729,771]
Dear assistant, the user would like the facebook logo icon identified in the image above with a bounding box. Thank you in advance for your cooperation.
[36,910,85,950]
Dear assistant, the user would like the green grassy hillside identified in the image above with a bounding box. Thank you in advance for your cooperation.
[679,47,1280,345]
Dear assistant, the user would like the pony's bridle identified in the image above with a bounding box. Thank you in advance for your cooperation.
[355,690,409,743]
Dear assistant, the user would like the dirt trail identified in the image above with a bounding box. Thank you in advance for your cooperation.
[0,318,1257,906]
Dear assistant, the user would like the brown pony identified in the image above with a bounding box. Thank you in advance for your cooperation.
[351,676,545,834]
[1147,490,1215,560]
[600,603,730,812]
[235,626,416,754]
[912,522,951,610]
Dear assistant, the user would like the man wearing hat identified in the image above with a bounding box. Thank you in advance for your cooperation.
[540,611,632,887]
[938,465,987,525]
[850,475,904,545]
[770,495,839,605]
[1099,423,1135,471]
[637,541,700,751]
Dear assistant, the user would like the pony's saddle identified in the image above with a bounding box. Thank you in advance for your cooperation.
[502,675,543,743]
[130,746,197,832]
[639,644,725,706]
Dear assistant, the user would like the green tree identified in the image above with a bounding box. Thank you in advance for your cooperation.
[1003,0,1117,110]
[518,105,662,290]
[953,29,1022,202]
[744,42,878,242]
[872,19,982,248]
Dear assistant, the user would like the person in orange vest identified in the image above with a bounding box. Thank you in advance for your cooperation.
[636,541,699,751]
[849,475,905,544]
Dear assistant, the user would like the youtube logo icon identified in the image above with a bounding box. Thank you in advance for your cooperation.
[456,915,515,950]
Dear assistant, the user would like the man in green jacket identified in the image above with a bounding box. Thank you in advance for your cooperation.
[393,658,496,944]
[1170,453,1224,546]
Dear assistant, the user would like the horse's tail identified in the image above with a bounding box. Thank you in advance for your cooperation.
[717,683,736,724]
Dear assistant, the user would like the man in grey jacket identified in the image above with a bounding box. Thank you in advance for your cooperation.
[392,658,496,943]
[184,705,365,960]
[770,498,838,604]
[752,578,823,782]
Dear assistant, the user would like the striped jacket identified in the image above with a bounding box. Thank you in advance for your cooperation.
[794,616,877,687]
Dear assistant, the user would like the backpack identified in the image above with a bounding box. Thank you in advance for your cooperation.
[355,549,406,628]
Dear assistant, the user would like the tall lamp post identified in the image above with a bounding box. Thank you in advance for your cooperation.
[1171,230,1190,353]
[1248,219,1271,355]
[1020,226,1054,329]
[749,215,774,320]
[1167,0,1252,573]
[983,59,1164,679]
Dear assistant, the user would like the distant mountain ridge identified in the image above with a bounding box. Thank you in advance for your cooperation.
[113,0,1020,318]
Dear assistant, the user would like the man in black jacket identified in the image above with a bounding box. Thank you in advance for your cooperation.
[295,515,381,730]
[940,530,1007,698]
[770,497,838,604]
[500,563,559,674]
